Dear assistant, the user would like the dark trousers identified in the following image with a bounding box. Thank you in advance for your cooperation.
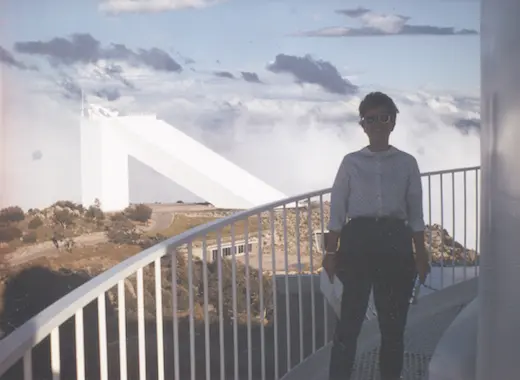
[329,218,416,380]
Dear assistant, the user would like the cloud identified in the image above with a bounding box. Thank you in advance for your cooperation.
[56,75,82,100]
[267,54,357,95]
[14,34,182,72]
[0,46,30,70]
[95,87,122,101]
[296,7,478,37]
[99,0,226,13]
[215,71,235,79]
[241,71,262,83]
[2,51,481,249]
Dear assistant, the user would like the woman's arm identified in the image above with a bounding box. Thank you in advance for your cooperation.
[407,157,427,259]
[325,156,350,252]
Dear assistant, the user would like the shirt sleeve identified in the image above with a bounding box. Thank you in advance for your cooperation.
[407,156,425,232]
[327,156,350,232]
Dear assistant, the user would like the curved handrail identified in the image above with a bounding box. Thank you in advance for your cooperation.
[0,187,330,373]
[0,165,481,375]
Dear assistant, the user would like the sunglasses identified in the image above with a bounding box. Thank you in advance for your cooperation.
[361,114,393,125]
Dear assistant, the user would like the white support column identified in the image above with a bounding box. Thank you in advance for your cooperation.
[0,66,5,207]
[478,0,520,378]
[80,116,130,212]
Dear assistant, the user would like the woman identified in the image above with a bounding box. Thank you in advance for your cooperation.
[323,92,430,380]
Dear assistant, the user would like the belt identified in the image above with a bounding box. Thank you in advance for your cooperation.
[349,216,406,224]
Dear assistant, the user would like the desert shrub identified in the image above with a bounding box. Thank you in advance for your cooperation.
[207,258,273,322]
[110,212,127,222]
[124,204,153,223]
[85,205,105,220]
[23,231,38,243]
[0,226,23,242]
[106,220,142,245]
[53,209,75,228]
[52,201,84,213]
[0,206,25,224]
[28,216,44,230]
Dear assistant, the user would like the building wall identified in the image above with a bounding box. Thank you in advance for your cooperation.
[191,238,259,263]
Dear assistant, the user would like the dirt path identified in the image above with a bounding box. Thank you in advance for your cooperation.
[5,210,175,267]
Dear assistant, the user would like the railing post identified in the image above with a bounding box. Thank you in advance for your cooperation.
[478,0,520,378]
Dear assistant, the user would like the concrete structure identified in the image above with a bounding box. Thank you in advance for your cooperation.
[477,0,520,377]
[428,1,520,379]
[190,237,259,262]
[82,104,287,211]
[0,68,5,209]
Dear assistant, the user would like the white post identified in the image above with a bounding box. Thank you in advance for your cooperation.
[0,66,5,207]
[477,0,520,378]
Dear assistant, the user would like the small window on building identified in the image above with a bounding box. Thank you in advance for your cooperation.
[238,245,244,254]
[223,247,231,256]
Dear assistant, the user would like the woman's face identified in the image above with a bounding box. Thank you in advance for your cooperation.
[360,105,395,143]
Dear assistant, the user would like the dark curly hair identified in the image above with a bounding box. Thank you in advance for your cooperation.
[358,92,399,118]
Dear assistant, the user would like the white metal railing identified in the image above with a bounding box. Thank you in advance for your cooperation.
[0,166,480,380]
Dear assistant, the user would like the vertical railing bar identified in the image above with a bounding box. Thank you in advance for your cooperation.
[463,170,468,280]
[257,213,266,380]
[295,201,304,363]
[475,169,479,277]
[269,209,279,380]
[172,252,180,380]
[98,294,108,380]
[50,328,60,380]
[427,175,433,288]
[307,198,316,354]
[440,174,445,290]
[244,223,253,380]
[451,172,456,286]
[154,259,165,380]
[283,205,292,371]
[319,195,328,345]
[117,280,128,380]
[230,224,239,380]
[136,268,146,380]
[75,309,85,380]
[202,238,211,380]
[217,232,225,380]
[23,350,32,380]
[188,242,196,380]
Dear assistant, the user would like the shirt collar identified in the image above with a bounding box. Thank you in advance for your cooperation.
[359,145,399,157]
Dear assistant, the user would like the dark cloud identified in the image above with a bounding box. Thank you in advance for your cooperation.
[103,64,136,89]
[214,71,235,79]
[14,33,182,72]
[241,71,262,83]
[95,88,121,101]
[336,7,372,18]
[298,7,478,37]
[267,54,357,95]
[454,118,480,134]
[56,76,82,100]
[0,45,29,70]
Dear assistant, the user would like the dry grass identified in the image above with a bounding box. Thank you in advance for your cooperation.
[156,214,262,243]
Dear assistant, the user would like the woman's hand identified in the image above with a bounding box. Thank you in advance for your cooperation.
[415,246,431,284]
[322,253,337,282]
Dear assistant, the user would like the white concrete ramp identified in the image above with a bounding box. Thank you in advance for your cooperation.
[81,106,286,210]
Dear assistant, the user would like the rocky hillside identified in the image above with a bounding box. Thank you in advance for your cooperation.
[425,224,478,266]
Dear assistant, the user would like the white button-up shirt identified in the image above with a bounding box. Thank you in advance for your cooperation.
[327,146,425,233]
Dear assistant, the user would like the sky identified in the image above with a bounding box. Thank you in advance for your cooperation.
[2,0,480,92]
[0,0,481,242]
